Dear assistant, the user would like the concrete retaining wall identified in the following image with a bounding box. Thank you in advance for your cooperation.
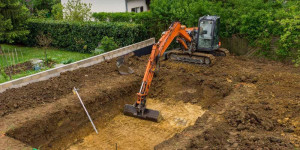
[0,38,155,93]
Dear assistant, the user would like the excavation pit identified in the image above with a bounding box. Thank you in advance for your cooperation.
[4,85,205,149]
[1,56,218,149]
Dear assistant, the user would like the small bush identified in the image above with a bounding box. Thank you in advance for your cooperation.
[99,36,118,52]
[52,3,63,20]
[61,58,75,64]
[293,50,300,67]
[64,0,92,22]
[92,49,104,55]
[35,9,50,18]
[0,68,9,81]
[92,36,118,55]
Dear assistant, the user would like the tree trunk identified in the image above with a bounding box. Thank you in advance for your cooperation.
[0,45,2,54]
[44,48,48,66]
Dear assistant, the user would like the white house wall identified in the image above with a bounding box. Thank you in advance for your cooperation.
[61,0,127,12]
[127,0,148,12]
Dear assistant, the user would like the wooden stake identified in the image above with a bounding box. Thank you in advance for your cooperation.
[12,49,15,66]
[15,48,19,64]
[21,50,24,62]
[2,49,12,80]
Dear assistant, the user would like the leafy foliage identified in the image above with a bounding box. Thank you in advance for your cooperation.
[92,36,118,55]
[0,0,30,43]
[51,3,63,20]
[99,36,118,52]
[32,0,60,12]
[0,67,9,81]
[21,0,60,17]
[61,58,75,64]
[24,19,148,53]
[35,9,50,18]
[64,0,92,22]
[155,0,299,61]
[92,11,157,37]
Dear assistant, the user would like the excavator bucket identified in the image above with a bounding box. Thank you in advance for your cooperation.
[123,104,162,122]
[116,56,134,75]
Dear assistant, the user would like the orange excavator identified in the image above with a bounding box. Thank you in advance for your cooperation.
[124,16,229,122]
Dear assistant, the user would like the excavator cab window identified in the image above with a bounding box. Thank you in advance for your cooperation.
[197,16,220,51]
[197,20,214,50]
[212,18,220,49]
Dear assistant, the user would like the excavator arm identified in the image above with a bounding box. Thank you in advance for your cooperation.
[137,22,192,104]
[124,22,194,122]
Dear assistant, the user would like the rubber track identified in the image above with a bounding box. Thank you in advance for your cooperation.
[167,50,216,66]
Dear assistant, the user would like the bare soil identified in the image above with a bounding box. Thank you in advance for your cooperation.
[4,61,32,75]
[155,56,300,149]
[0,54,299,149]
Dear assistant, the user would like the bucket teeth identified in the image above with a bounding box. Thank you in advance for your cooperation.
[124,104,162,122]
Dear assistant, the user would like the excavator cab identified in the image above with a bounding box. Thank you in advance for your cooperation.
[197,16,220,51]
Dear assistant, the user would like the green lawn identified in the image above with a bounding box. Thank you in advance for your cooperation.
[0,44,93,83]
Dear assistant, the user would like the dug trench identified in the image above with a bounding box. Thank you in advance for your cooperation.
[1,54,299,149]
[0,54,231,149]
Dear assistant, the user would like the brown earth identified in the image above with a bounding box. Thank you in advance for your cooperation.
[0,54,299,149]
[155,56,300,149]
[4,61,33,75]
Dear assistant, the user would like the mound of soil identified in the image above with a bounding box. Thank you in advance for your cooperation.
[155,56,300,149]
[0,56,147,117]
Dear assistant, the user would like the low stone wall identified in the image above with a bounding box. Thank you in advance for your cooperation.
[0,38,155,93]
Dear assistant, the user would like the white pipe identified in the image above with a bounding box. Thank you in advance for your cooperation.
[73,87,99,134]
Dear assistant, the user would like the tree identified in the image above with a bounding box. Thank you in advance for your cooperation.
[52,3,63,20]
[64,0,92,22]
[36,32,52,66]
[0,0,30,43]
[31,0,60,12]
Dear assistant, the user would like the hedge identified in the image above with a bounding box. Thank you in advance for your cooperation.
[24,19,149,53]
[92,12,158,37]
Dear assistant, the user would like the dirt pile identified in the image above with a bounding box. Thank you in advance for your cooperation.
[0,56,146,117]
[155,56,300,149]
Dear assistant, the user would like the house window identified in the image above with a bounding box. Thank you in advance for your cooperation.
[140,6,143,12]
[131,6,143,13]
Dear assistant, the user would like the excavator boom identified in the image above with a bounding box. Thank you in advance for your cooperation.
[124,22,193,122]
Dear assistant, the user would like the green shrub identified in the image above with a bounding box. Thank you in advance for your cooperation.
[92,12,135,22]
[61,58,75,64]
[294,50,300,67]
[0,0,30,43]
[24,19,148,53]
[92,12,157,37]
[52,3,64,20]
[92,36,118,55]
[64,0,92,22]
[0,68,9,81]
[35,9,50,18]
[92,49,104,55]
[99,36,118,52]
